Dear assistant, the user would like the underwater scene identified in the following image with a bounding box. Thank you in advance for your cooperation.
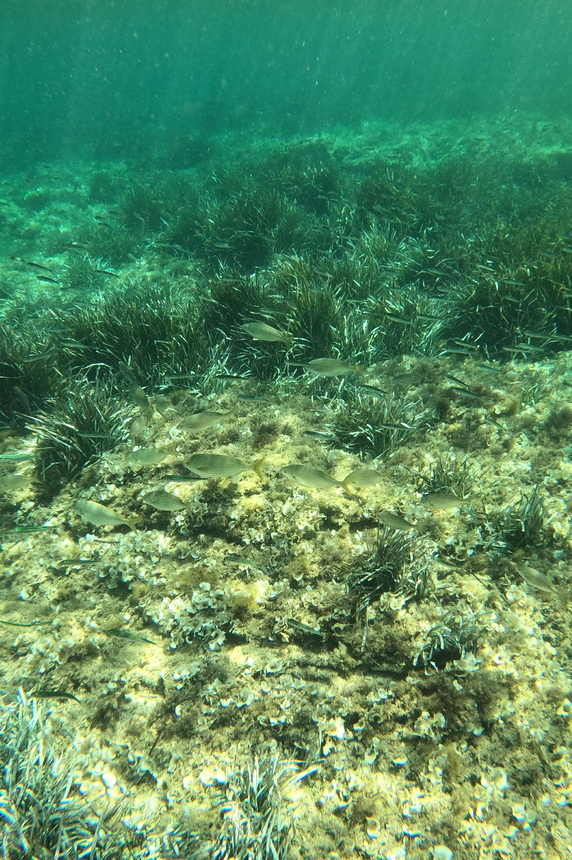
[2,1,572,858]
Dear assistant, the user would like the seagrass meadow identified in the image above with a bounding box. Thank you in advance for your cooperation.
[1,112,572,859]
[3,0,572,853]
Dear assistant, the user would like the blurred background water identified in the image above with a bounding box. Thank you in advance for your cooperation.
[1,0,572,166]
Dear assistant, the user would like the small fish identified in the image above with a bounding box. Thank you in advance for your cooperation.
[186,453,265,480]
[56,557,98,568]
[36,275,60,284]
[442,347,475,356]
[21,350,55,363]
[0,474,30,491]
[240,322,292,344]
[11,525,57,533]
[128,447,170,466]
[385,313,412,325]
[378,422,411,431]
[75,499,138,531]
[450,386,482,399]
[518,565,558,595]
[417,313,445,322]
[287,618,322,636]
[0,619,41,627]
[129,415,149,439]
[502,346,530,355]
[77,432,115,440]
[445,374,468,387]
[180,411,234,431]
[0,453,34,461]
[128,383,149,410]
[225,554,265,569]
[378,511,416,530]
[359,385,388,398]
[483,415,506,430]
[343,468,384,490]
[238,394,270,402]
[10,256,53,272]
[420,492,468,510]
[142,490,189,512]
[282,464,342,490]
[94,269,119,278]
[296,358,360,377]
[512,343,546,353]
[302,430,335,440]
[154,395,173,414]
[31,689,80,703]
[163,474,205,482]
[106,628,159,645]
[436,557,466,569]
[217,373,250,381]
[118,360,139,385]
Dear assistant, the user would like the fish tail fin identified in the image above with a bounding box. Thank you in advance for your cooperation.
[252,457,266,480]
[341,479,361,500]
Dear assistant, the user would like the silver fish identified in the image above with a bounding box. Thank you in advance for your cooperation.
[0,474,30,492]
[186,453,265,480]
[75,499,138,531]
[180,411,233,431]
[300,358,360,377]
[240,322,291,344]
[282,464,342,490]
[343,468,383,490]
[378,511,416,530]
[420,492,468,511]
[129,447,170,466]
[142,490,189,512]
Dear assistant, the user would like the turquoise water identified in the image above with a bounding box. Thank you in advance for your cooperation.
[2,5,572,859]
[2,0,572,164]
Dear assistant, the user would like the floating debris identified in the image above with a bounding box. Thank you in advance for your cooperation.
[75,499,138,531]
[142,489,190,512]
[240,322,291,344]
[186,453,265,480]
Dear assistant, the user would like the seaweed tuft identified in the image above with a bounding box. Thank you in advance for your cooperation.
[348,526,433,621]
[30,375,132,498]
